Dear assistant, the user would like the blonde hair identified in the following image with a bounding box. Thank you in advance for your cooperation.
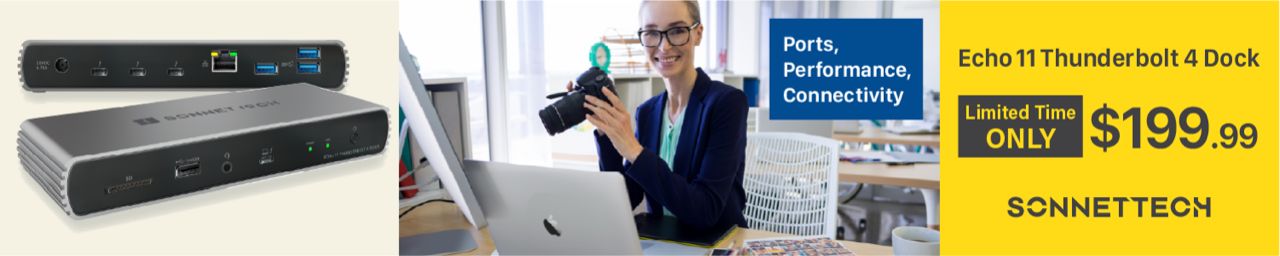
[640,0,701,25]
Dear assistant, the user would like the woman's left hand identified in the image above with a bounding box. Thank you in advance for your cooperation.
[584,87,644,162]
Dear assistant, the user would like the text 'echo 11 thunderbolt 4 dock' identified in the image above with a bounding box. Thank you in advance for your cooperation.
[17,40,348,92]
[17,83,388,219]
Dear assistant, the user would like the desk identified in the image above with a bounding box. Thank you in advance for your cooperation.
[833,126,940,147]
[399,201,494,255]
[401,201,894,255]
[837,162,939,190]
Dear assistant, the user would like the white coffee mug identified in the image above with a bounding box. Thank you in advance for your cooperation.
[891,226,939,255]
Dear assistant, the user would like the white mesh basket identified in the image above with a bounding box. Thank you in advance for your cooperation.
[742,132,840,238]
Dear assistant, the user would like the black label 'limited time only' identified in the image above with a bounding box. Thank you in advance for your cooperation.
[958,95,1083,157]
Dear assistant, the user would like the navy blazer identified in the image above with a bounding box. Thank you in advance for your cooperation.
[595,68,750,231]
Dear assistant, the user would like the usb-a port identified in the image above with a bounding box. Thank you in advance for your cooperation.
[297,47,320,59]
[297,62,320,74]
[174,162,201,178]
[254,63,278,75]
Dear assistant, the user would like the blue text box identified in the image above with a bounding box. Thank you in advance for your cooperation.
[769,19,923,120]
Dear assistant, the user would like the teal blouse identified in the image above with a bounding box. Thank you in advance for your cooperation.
[657,96,685,218]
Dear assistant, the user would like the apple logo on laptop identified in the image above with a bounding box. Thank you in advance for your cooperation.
[543,215,562,237]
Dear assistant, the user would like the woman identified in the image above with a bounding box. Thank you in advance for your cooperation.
[577,0,749,231]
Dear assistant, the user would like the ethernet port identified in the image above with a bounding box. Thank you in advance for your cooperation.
[211,49,237,73]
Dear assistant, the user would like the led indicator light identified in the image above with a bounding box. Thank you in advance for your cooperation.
[326,143,330,148]
[230,52,238,56]
[211,52,218,56]
[308,146,313,152]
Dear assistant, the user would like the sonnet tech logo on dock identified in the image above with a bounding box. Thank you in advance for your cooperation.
[133,101,281,126]
[131,101,279,126]
[133,118,160,126]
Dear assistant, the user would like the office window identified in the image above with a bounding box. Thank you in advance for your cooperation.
[401,1,490,160]
[891,0,939,93]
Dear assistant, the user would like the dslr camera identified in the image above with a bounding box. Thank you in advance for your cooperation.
[538,67,617,135]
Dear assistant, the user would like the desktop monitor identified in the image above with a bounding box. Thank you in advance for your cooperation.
[398,34,487,255]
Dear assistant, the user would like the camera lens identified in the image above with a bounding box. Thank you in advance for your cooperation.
[538,67,614,136]
[539,92,589,135]
[539,107,565,135]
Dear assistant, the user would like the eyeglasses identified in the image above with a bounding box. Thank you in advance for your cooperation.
[637,22,700,48]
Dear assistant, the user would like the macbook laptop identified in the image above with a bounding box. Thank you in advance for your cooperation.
[463,160,644,255]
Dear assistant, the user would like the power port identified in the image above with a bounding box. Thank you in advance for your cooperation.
[211,49,237,73]
[54,58,69,73]
[349,132,359,144]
